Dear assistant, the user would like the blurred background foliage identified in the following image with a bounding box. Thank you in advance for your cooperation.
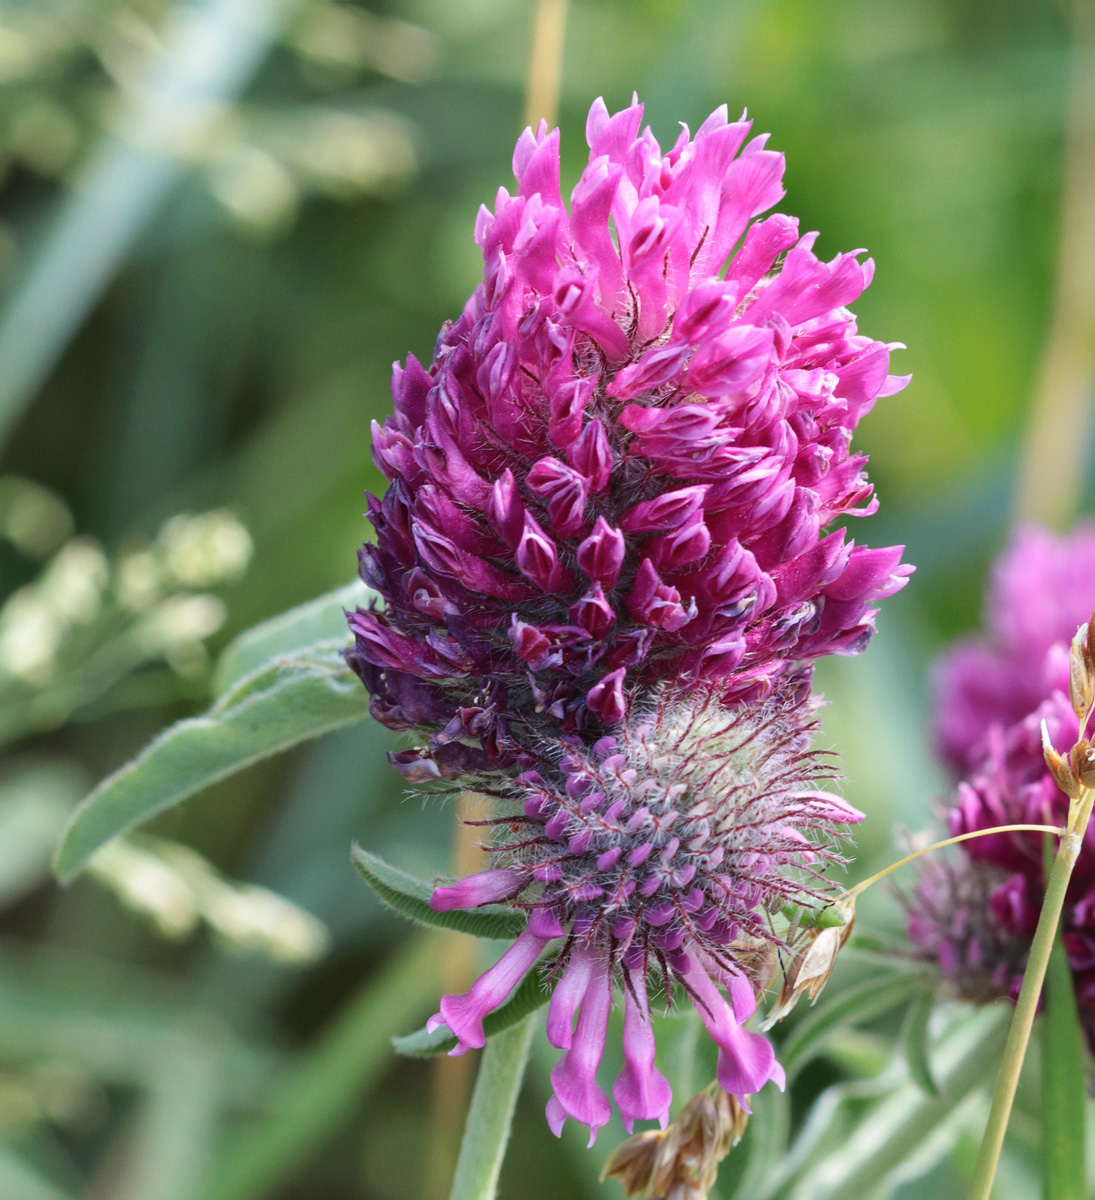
[0,0,1089,1198]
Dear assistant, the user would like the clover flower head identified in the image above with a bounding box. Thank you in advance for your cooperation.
[911,523,1095,1042]
[347,95,910,781]
[935,522,1095,773]
[425,685,861,1142]
[906,850,1032,1006]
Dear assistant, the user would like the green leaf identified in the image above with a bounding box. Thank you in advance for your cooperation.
[54,649,368,882]
[0,1144,74,1200]
[722,1082,790,1200]
[1042,930,1086,1200]
[0,942,273,1096]
[0,761,85,906]
[901,987,941,1097]
[780,970,924,1080]
[392,968,549,1059]
[771,1008,1008,1200]
[215,581,371,693]
[0,0,294,451]
[192,934,442,1200]
[350,845,527,941]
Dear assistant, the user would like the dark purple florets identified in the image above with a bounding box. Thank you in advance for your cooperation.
[347,95,910,782]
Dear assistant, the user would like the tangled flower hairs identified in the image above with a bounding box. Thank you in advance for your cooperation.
[347,94,911,1145]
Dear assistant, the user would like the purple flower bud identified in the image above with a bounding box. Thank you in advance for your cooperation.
[516,514,572,593]
[430,868,525,911]
[570,584,616,637]
[587,667,627,724]
[626,559,694,632]
[566,419,613,493]
[527,456,589,537]
[576,517,626,590]
[487,469,526,548]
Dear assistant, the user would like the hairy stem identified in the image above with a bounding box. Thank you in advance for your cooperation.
[968,786,1095,1200]
[447,1015,535,1200]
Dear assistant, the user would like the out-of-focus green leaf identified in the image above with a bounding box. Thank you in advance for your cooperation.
[117,1028,226,1200]
[721,1082,791,1200]
[350,844,527,940]
[0,761,85,907]
[0,0,294,448]
[0,1145,74,1200]
[214,581,371,693]
[54,649,368,882]
[902,987,941,1098]
[780,971,924,1080]
[191,933,443,1200]
[1042,932,1086,1200]
[392,968,548,1058]
[0,941,273,1096]
[780,1008,1009,1200]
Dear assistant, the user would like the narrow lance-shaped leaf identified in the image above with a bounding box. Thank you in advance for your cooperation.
[55,649,368,882]
[215,581,371,693]
[350,845,526,941]
[780,970,924,1080]
[901,987,941,1098]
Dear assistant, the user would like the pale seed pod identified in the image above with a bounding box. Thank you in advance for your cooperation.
[1042,719,1082,799]
[1069,622,1094,720]
[601,1087,749,1199]
[761,899,856,1029]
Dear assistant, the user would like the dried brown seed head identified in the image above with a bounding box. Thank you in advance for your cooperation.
[1076,741,1095,790]
[602,1087,749,1199]
[1070,624,1095,721]
[601,1130,664,1196]
[1043,719,1082,799]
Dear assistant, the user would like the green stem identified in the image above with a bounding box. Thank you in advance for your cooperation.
[448,1015,535,1200]
[968,788,1095,1200]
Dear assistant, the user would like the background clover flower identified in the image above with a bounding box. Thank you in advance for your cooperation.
[347,95,911,782]
[908,524,1095,1036]
[934,523,1095,773]
[427,686,862,1142]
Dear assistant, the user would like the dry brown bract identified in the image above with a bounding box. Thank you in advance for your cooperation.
[601,1087,748,1199]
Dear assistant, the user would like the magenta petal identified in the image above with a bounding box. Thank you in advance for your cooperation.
[686,959,782,1098]
[434,929,549,1051]
[549,962,613,1145]
[546,947,597,1049]
[545,1095,568,1139]
[613,968,672,1132]
[429,868,524,911]
[807,789,865,825]
[715,1022,779,1096]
